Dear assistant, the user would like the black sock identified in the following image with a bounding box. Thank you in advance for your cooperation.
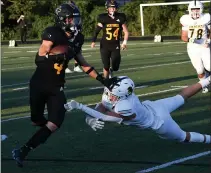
[25,126,52,149]
[74,62,79,67]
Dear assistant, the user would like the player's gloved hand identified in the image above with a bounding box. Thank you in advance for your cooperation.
[96,74,118,89]
[85,116,105,131]
[64,100,82,111]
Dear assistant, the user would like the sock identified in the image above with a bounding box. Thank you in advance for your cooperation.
[189,132,210,143]
[74,62,79,67]
[25,126,52,149]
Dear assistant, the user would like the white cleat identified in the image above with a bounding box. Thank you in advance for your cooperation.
[65,68,73,73]
[202,87,209,94]
[202,84,210,94]
[74,66,83,72]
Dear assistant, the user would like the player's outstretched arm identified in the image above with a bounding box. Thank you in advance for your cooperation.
[64,100,123,123]
[74,52,113,88]
[179,76,210,100]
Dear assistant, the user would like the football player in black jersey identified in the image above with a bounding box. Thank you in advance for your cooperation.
[12,2,113,167]
[91,0,129,78]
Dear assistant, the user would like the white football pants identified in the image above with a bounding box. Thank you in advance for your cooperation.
[187,44,210,74]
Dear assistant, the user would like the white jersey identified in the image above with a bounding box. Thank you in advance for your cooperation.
[101,92,164,130]
[180,13,210,45]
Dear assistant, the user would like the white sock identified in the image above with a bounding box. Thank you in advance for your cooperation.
[189,132,211,143]
[198,77,210,88]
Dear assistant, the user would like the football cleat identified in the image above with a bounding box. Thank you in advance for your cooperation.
[12,148,25,167]
[202,85,210,94]
[74,66,83,72]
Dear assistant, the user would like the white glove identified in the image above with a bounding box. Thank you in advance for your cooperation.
[64,100,82,111]
[85,116,105,131]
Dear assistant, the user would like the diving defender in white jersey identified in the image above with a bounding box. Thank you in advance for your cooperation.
[65,76,211,144]
[180,0,210,93]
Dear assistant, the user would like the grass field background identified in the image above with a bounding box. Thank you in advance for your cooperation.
[1,41,211,173]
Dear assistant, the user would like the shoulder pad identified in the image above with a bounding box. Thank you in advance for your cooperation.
[203,13,211,25]
[114,99,133,116]
[180,14,189,26]
[117,13,126,21]
[97,13,107,23]
[41,26,62,43]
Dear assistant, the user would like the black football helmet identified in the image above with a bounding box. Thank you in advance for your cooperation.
[55,3,81,34]
[105,0,118,9]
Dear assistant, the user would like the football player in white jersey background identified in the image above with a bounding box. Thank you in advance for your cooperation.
[180,0,210,93]
[65,76,211,144]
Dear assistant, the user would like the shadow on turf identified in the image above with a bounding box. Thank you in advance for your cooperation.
[1,158,210,167]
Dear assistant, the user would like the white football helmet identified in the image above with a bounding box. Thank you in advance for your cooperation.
[106,76,135,104]
[188,0,203,19]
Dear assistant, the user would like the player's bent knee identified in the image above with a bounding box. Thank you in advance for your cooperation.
[112,65,119,71]
[46,121,59,132]
[196,69,205,75]
[31,116,47,127]
[104,67,110,72]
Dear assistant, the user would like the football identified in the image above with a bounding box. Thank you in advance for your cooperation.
[49,45,69,55]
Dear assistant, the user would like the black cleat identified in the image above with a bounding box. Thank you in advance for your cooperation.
[12,148,25,167]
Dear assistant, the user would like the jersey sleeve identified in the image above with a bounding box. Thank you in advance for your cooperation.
[180,15,189,31]
[204,13,211,29]
[97,14,104,24]
[41,27,57,43]
[120,13,127,24]
[114,100,134,117]
[74,33,84,55]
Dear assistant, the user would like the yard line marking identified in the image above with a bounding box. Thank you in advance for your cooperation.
[1,65,35,71]
[13,87,28,91]
[135,85,148,89]
[2,82,29,88]
[171,85,188,88]
[27,50,37,52]
[2,61,190,88]
[3,51,21,53]
[136,150,211,173]
[90,85,148,90]
[19,57,30,59]
[90,86,104,90]
[1,87,182,123]
[136,88,181,97]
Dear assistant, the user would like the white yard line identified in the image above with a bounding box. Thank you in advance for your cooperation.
[1,87,182,123]
[136,150,211,173]
[13,87,28,91]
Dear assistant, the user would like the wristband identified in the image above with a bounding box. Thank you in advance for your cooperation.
[122,40,127,45]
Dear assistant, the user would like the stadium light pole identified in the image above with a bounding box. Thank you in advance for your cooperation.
[140,1,210,36]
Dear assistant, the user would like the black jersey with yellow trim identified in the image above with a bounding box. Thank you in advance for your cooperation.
[97,12,126,46]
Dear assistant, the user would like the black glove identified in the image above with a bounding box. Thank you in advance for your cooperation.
[96,74,117,89]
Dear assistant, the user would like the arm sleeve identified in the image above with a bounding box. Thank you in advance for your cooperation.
[74,34,84,55]
[80,104,123,124]
[92,25,102,42]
